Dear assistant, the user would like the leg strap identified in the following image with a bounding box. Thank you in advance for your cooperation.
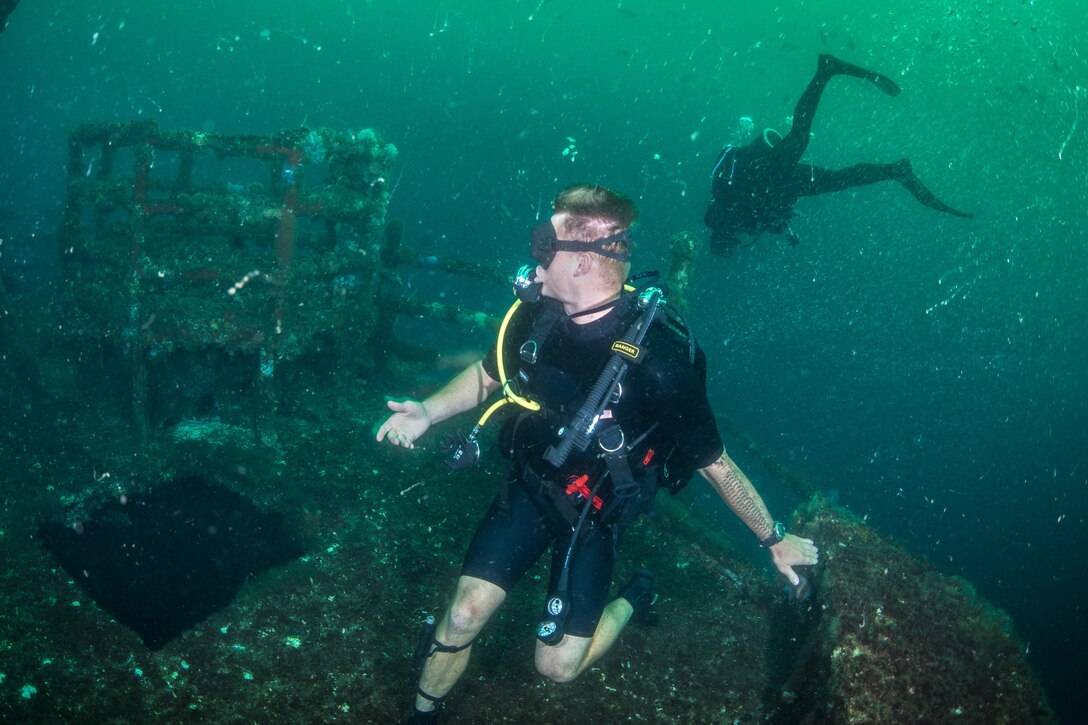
[430,636,475,655]
[416,686,446,705]
[415,637,475,707]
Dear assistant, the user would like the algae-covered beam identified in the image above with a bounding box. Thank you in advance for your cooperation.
[716,401,818,502]
[389,251,509,286]
[667,230,699,313]
[71,120,159,150]
[378,219,507,284]
[396,298,499,332]
[60,133,86,248]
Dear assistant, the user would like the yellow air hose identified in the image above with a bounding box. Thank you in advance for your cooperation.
[474,299,540,428]
[475,284,635,428]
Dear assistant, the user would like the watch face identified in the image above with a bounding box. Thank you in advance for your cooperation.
[760,522,786,547]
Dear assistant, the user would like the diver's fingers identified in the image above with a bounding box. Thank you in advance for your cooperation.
[379,426,414,448]
[794,536,819,560]
[782,566,801,587]
[786,534,819,562]
[378,399,419,443]
[376,414,405,443]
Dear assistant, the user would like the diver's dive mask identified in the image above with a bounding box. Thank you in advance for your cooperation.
[529,221,631,270]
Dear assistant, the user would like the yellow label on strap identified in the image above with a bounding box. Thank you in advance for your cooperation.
[611,341,641,360]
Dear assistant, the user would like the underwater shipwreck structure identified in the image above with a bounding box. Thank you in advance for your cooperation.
[0,120,1054,721]
[57,120,503,441]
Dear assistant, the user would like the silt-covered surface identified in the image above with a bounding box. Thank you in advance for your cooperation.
[0,358,1052,722]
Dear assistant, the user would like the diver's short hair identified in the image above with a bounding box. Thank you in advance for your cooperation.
[553,184,636,288]
[552,184,638,240]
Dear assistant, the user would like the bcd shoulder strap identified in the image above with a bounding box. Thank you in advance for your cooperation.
[514,302,563,390]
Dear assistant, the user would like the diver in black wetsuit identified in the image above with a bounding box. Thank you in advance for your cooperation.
[0,0,19,31]
[704,54,972,256]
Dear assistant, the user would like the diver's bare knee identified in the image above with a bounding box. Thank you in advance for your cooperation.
[534,637,589,683]
[445,577,503,638]
[535,658,581,684]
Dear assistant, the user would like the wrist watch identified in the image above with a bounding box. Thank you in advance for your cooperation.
[759,521,787,548]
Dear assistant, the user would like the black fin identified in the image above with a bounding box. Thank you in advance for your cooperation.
[820,53,901,97]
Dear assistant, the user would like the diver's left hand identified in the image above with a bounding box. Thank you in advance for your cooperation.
[770,534,819,586]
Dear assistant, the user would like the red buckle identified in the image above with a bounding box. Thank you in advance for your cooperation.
[564,474,603,510]
[642,448,655,466]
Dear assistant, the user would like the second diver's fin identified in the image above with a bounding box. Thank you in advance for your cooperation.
[819,53,901,97]
[894,159,974,218]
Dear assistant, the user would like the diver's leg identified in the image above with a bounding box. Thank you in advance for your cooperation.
[413,482,552,716]
[777,60,836,162]
[533,523,617,682]
[779,55,901,163]
[534,568,657,681]
[534,526,656,682]
[796,163,899,195]
[798,161,972,217]
[414,576,505,712]
[534,599,632,682]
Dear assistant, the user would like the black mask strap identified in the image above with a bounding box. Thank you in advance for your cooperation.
[554,232,631,261]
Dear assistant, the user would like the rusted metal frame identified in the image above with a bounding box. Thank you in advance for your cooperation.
[128,135,155,445]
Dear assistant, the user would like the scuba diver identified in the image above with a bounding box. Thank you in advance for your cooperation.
[705,53,972,255]
[377,184,819,722]
[1,0,19,31]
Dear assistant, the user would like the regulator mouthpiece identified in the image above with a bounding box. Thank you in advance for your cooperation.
[513,264,543,304]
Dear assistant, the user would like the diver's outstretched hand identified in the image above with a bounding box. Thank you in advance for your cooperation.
[770,533,820,586]
[376,398,431,449]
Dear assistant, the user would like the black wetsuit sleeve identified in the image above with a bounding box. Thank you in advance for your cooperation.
[639,340,724,470]
[668,348,725,468]
[481,342,500,382]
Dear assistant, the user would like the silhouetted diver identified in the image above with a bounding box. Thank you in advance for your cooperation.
[0,0,19,31]
[705,54,972,256]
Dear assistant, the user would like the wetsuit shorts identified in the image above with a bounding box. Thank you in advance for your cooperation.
[461,476,615,638]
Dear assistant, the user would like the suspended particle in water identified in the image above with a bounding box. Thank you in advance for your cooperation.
[1058,85,1085,161]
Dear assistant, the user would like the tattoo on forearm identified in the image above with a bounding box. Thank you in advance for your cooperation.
[707,456,773,538]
